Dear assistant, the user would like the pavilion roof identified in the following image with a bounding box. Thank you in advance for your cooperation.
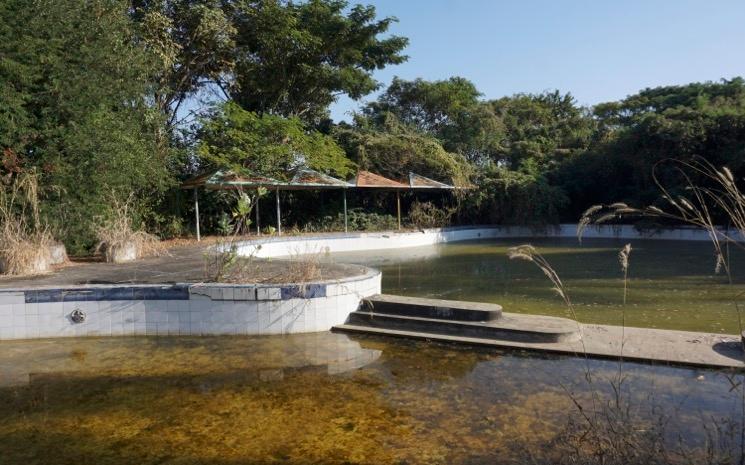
[408,172,455,189]
[289,168,351,189]
[181,168,351,190]
[350,170,408,189]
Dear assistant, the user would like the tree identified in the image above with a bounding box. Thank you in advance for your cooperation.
[363,77,504,163]
[0,0,171,252]
[558,79,745,219]
[229,0,408,124]
[489,91,595,170]
[197,102,354,178]
[334,113,471,185]
[131,0,236,132]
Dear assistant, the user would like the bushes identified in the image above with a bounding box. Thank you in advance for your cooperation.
[302,208,397,232]
[408,201,454,229]
[459,166,568,226]
[94,195,166,263]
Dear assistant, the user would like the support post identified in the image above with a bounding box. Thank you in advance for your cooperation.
[193,188,201,242]
[255,191,260,236]
[343,189,348,233]
[275,188,281,235]
[396,190,401,231]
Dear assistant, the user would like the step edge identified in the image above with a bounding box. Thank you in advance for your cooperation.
[349,311,578,335]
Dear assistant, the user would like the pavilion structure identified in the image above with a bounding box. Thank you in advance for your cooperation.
[182,168,459,240]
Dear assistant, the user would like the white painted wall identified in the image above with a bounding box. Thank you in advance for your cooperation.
[236,224,743,258]
[2,223,737,341]
[0,270,381,341]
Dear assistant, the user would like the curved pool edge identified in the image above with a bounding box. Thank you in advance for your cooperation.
[236,224,742,258]
[1,222,740,342]
[0,268,381,341]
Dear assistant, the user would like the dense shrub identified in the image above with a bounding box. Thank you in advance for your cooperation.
[302,208,398,232]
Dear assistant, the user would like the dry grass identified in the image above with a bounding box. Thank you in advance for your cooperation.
[577,157,745,336]
[569,157,745,464]
[0,171,55,275]
[202,239,261,283]
[94,194,166,262]
[408,201,456,229]
[284,247,327,284]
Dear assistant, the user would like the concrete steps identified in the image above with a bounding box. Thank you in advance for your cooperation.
[332,294,744,369]
[335,294,579,344]
[361,294,503,322]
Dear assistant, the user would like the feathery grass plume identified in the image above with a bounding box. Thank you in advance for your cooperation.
[618,243,632,305]
[577,204,606,242]
[508,243,603,435]
[715,252,725,275]
[507,244,584,346]
[576,157,745,462]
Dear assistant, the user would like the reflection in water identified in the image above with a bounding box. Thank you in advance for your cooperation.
[0,333,742,464]
[334,237,745,333]
[0,332,381,388]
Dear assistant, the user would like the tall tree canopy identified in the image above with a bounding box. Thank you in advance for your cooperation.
[335,113,471,186]
[0,0,171,252]
[559,78,745,218]
[198,102,354,179]
[229,0,408,123]
[489,91,596,170]
[362,77,503,163]
[132,0,237,133]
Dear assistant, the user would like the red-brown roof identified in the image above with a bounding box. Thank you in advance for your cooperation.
[352,170,408,189]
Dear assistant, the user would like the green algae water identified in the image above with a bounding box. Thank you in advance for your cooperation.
[335,238,745,334]
[0,333,741,465]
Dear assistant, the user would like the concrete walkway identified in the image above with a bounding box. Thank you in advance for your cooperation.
[0,243,368,289]
[335,322,744,369]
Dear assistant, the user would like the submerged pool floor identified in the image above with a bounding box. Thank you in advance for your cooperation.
[333,237,745,334]
[0,333,742,465]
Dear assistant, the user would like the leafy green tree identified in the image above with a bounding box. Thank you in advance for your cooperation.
[460,165,568,226]
[197,102,354,178]
[229,0,408,123]
[334,113,471,185]
[489,91,596,170]
[0,0,171,252]
[131,0,236,132]
[560,78,745,219]
[363,77,503,163]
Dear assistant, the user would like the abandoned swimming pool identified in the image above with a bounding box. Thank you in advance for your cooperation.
[0,332,742,465]
[334,237,745,334]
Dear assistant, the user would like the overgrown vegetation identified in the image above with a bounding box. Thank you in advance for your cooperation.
[94,195,166,263]
[2,0,745,249]
[302,208,398,232]
[0,171,54,274]
[408,201,455,229]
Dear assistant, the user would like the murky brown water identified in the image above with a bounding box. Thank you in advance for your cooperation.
[0,333,741,464]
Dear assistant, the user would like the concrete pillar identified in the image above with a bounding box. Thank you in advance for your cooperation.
[193,188,201,242]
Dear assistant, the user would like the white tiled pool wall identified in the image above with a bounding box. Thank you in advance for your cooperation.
[0,271,381,341]
[241,224,744,258]
[2,223,737,341]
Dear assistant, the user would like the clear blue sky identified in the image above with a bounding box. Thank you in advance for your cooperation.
[330,0,745,122]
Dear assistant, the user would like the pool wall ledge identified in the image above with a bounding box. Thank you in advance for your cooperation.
[238,224,745,258]
[0,269,381,340]
[1,223,741,342]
